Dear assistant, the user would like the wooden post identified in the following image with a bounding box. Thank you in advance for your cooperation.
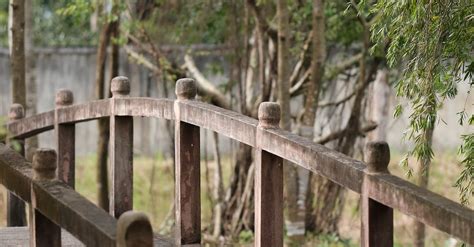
[55,89,75,188]
[117,211,153,247]
[30,148,61,247]
[174,78,201,245]
[255,102,283,247]
[7,104,27,226]
[361,141,393,247]
[109,76,134,218]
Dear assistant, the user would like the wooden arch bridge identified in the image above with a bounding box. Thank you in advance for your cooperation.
[0,76,472,246]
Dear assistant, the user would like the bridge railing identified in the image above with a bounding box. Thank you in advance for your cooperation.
[0,144,154,246]
[3,76,474,246]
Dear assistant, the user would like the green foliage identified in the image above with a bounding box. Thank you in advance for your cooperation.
[238,230,254,244]
[313,233,355,247]
[0,0,97,47]
[371,0,474,194]
[133,1,237,45]
[0,0,7,46]
[38,0,96,46]
[455,113,474,205]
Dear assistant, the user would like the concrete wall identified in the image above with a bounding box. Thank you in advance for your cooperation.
[0,47,232,157]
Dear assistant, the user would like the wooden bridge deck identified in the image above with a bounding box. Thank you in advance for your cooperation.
[0,227,173,246]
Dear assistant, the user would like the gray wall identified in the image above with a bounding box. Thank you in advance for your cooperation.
[0,47,232,157]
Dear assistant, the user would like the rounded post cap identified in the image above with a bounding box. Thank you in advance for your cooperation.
[364,141,390,173]
[175,78,197,100]
[258,102,281,129]
[9,103,24,120]
[32,148,57,180]
[117,211,153,247]
[55,89,74,106]
[111,76,131,97]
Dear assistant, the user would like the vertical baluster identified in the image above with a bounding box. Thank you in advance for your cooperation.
[7,104,27,226]
[255,102,283,247]
[55,90,75,188]
[109,76,133,218]
[361,141,393,247]
[117,211,153,247]
[174,78,201,245]
[30,149,61,247]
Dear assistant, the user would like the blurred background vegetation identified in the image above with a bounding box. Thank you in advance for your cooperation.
[0,0,472,246]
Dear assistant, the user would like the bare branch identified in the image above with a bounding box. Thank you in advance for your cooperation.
[183,54,232,109]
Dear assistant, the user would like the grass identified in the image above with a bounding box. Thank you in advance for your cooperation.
[0,151,470,246]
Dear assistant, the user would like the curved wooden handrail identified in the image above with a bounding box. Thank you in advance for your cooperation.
[7,98,175,139]
[5,89,474,244]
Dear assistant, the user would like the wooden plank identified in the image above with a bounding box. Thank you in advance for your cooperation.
[56,124,75,187]
[113,97,174,120]
[255,149,283,247]
[0,143,117,246]
[174,78,201,245]
[367,174,474,244]
[177,100,257,147]
[361,142,393,247]
[258,127,365,193]
[8,111,55,139]
[0,227,83,246]
[109,77,134,218]
[33,180,117,246]
[56,99,111,124]
[0,227,174,247]
[255,103,283,247]
[30,149,61,247]
[7,104,27,227]
[55,89,75,188]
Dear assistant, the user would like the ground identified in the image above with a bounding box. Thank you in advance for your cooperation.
[0,150,469,246]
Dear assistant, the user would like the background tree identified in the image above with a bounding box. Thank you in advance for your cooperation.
[372,0,474,246]
[7,0,27,227]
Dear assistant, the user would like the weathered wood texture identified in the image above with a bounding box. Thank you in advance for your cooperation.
[0,144,117,246]
[55,90,75,188]
[109,77,134,218]
[0,227,174,247]
[117,211,153,247]
[30,149,61,247]
[7,103,27,227]
[255,103,284,247]
[361,142,393,247]
[7,98,174,139]
[174,78,201,245]
[8,110,55,139]
[3,76,474,244]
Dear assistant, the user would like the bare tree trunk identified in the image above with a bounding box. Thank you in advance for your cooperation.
[368,69,390,142]
[8,0,27,227]
[413,125,435,247]
[95,18,111,211]
[211,132,224,239]
[276,0,305,240]
[294,0,326,235]
[276,0,290,130]
[25,0,38,161]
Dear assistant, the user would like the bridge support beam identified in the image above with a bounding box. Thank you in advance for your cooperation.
[55,90,75,188]
[7,104,27,227]
[361,141,393,247]
[255,102,284,247]
[30,149,61,247]
[109,76,134,218]
[174,78,201,245]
